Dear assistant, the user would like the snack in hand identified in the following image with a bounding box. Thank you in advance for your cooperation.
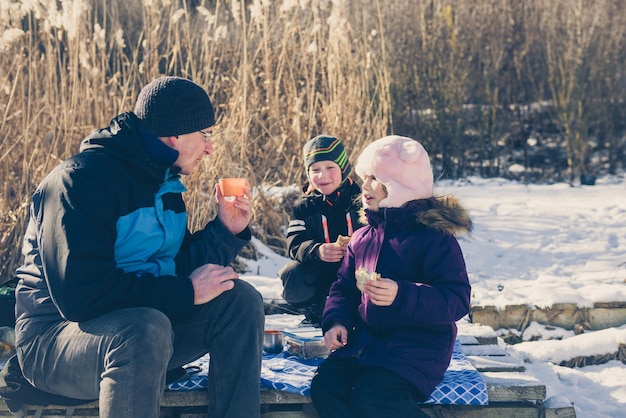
[355,266,381,292]
[335,235,351,247]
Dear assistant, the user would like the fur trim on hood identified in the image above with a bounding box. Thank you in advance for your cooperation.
[361,195,473,236]
[415,195,473,235]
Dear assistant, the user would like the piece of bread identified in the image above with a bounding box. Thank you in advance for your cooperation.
[355,266,381,292]
[335,235,351,247]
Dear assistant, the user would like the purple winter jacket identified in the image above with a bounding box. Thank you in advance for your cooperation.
[321,196,472,401]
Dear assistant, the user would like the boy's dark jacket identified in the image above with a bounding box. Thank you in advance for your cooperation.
[322,196,472,401]
[286,179,365,264]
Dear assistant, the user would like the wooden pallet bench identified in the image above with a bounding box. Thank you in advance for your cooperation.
[0,325,576,418]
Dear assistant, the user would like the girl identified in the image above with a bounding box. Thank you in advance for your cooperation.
[310,135,472,417]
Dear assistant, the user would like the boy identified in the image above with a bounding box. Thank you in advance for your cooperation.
[278,135,364,326]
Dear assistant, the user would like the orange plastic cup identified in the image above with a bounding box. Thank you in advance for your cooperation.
[219,178,246,201]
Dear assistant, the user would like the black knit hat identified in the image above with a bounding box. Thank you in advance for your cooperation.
[133,76,215,137]
[303,135,352,183]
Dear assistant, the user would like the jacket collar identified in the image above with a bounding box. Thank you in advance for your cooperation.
[364,196,472,236]
[80,112,182,180]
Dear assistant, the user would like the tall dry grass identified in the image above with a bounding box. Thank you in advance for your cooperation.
[1,0,625,280]
[0,0,391,279]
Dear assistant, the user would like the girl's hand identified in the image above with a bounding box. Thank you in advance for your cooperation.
[317,243,346,263]
[216,181,253,235]
[364,278,398,306]
[323,324,348,350]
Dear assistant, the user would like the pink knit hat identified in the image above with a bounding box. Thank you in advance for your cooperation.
[354,135,434,208]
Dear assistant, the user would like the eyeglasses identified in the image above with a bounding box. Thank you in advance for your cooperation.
[198,129,213,142]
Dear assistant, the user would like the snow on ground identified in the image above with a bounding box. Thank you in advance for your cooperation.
[241,175,626,418]
[437,176,626,309]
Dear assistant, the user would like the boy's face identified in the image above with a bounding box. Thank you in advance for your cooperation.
[308,160,343,195]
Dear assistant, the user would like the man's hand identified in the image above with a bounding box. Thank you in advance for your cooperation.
[216,180,253,235]
[317,243,346,262]
[364,278,398,306]
[189,263,239,305]
[323,324,348,350]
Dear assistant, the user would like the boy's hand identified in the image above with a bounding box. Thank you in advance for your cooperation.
[317,243,346,262]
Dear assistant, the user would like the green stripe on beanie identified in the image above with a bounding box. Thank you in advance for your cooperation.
[303,135,352,182]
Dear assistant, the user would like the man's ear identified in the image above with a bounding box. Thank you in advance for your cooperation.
[163,135,180,147]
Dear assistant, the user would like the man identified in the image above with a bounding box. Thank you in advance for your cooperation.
[13,76,264,417]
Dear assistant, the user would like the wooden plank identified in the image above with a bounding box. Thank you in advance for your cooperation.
[260,390,312,404]
[457,335,480,345]
[473,335,498,345]
[457,322,499,345]
[422,403,541,418]
[468,355,526,372]
[0,391,311,414]
[161,390,208,407]
[487,385,546,402]
[262,413,316,418]
[481,372,546,401]
[260,403,572,418]
[161,389,313,407]
[176,404,579,418]
[0,396,571,418]
[174,403,577,418]
[0,405,576,418]
[544,405,577,418]
[261,403,319,418]
[461,344,508,357]
[0,406,100,417]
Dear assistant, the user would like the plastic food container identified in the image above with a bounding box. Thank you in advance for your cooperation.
[281,327,329,359]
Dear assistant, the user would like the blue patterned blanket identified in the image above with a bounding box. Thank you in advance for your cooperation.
[167,341,488,406]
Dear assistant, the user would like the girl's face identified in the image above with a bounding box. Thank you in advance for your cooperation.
[308,160,343,195]
[361,175,388,211]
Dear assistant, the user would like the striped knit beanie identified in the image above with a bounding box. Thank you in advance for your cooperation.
[303,135,352,183]
[134,76,215,137]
